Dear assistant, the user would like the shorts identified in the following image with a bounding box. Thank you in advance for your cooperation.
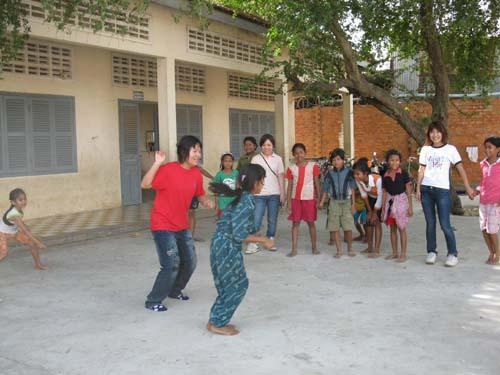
[479,203,500,234]
[190,197,199,210]
[327,199,354,231]
[0,231,33,254]
[288,199,317,223]
[353,209,367,225]
[368,196,382,223]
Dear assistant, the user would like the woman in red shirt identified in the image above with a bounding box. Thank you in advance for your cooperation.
[141,136,214,312]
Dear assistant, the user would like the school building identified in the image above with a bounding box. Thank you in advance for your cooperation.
[0,0,297,218]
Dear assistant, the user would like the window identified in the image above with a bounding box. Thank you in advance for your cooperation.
[112,54,157,88]
[175,64,206,94]
[229,109,275,159]
[2,40,72,79]
[22,0,150,41]
[228,73,275,101]
[0,93,77,177]
[187,27,270,65]
[176,105,203,143]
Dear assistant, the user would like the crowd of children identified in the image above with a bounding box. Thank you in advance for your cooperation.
[1,126,498,338]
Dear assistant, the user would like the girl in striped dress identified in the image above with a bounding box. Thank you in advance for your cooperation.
[207,164,274,336]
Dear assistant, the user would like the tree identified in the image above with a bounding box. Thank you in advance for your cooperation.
[1,0,149,70]
[204,0,499,213]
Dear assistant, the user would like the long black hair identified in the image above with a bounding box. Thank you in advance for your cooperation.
[209,164,266,206]
[3,188,26,226]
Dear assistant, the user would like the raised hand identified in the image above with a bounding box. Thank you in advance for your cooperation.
[154,151,166,165]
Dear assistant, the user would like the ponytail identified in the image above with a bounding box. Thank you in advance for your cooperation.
[2,205,15,226]
[209,164,266,207]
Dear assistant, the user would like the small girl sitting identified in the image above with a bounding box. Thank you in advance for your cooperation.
[213,152,239,218]
[0,188,47,270]
[381,150,413,262]
[207,164,274,336]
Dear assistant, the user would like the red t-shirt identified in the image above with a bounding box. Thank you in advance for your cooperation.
[285,163,320,200]
[150,162,205,231]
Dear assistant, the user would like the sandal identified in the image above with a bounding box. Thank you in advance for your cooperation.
[146,304,167,312]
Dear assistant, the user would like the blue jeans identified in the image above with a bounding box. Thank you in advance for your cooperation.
[420,185,457,256]
[145,230,197,307]
[254,194,280,238]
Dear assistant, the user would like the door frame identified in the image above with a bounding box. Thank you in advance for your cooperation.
[117,99,158,206]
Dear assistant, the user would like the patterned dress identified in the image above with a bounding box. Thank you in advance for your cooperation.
[209,192,255,327]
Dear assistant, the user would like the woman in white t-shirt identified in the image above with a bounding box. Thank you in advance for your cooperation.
[246,134,285,254]
[416,122,475,267]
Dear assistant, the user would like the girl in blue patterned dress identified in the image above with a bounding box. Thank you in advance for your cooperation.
[207,164,274,336]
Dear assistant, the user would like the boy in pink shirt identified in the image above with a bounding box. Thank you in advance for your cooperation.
[285,143,321,257]
[475,136,500,264]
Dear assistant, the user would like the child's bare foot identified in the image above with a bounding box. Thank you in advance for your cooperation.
[368,252,380,258]
[361,247,372,254]
[312,249,320,255]
[206,322,239,336]
[34,263,48,270]
[396,255,407,263]
[334,252,343,258]
[348,251,356,257]
[492,254,500,265]
[486,253,495,264]
[385,254,398,260]
[353,235,363,242]
[287,251,297,257]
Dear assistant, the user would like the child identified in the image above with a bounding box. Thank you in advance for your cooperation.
[0,188,47,270]
[353,188,368,242]
[207,165,274,336]
[475,136,500,264]
[381,150,414,262]
[319,148,356,258]
[213,153,239,218]
[353,159,383,258]
[285,143,321,257]
[237,136,258,171]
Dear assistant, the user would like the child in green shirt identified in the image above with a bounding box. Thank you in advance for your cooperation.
[214,153,239,217]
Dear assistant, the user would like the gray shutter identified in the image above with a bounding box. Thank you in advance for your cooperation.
[229,109,241,158]
[4,96,28,173]
[176,105,189,141]
[187,105,202,141]
[31,98,53,170]
[53,97,76,170]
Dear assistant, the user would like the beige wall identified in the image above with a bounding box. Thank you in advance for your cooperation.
[0,4,290,218]
[0,44,156,218]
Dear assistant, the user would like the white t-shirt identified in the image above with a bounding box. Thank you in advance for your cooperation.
[251,153,284,196]
[419,144,462,190]
[0,206,23,234]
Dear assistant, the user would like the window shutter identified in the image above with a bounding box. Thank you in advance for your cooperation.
[176,105,189,141]
[4,96,28,173]
[31,98,53,170]
[53,97,76,170]
[187,106,202,141]
[229,110,241,158]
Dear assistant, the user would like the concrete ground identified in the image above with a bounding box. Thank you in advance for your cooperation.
[1,200,499,375]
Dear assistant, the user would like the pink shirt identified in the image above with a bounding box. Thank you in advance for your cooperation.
[251,153,284,196]
[478,158,500,205]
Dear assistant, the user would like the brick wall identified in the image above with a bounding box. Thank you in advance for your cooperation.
[295,97,500,185]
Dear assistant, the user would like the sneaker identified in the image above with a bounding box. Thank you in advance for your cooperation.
[268,237,278,251]
[425,252,437,265]
[245,242,260,254]
[445,254,459,267]
[145,304,167,312]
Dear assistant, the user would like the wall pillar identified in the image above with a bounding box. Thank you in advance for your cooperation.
[157,57,177,161]
[342,93,354,158]
[275,83,295,166]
